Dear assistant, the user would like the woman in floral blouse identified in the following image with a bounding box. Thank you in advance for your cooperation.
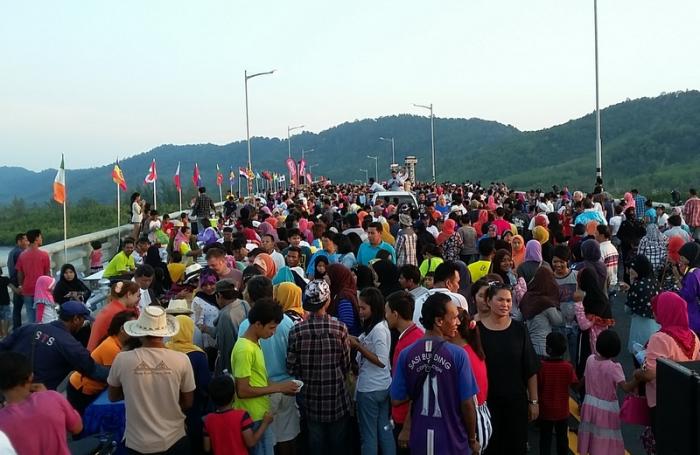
[621,255,660,359]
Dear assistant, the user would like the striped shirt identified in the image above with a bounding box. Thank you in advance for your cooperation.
[395,229,418,267]
[599,241,619,287]
[683,197,700,227]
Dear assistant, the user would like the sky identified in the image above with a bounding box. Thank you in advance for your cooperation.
[1,0,699,171]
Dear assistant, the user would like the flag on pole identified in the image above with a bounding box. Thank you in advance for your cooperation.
[239,167,248,178]
[255,172,261,180]
[144,159,157,184]
[247,168,255,180]
[53,154,66,204]
[229,167,235,183]
[279,175,286,183]
[193,163,201,187]
[173,162,181,191]
[112,161,127,191]
[216,164,224,186]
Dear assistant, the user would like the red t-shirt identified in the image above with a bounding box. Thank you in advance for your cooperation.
[15,247,51,296]
[537,359,578,421]
[391,323,424,423]
[204,408,254,455]
[463,344,488,405]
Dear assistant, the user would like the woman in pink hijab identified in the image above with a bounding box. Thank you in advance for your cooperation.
[624,192,636,210]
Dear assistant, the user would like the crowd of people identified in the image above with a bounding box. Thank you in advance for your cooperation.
[1,179,700,455]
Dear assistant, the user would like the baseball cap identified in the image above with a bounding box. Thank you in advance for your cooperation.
[59,301,93,321]
[303,279,331,312]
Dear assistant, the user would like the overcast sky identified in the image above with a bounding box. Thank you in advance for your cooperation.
[1,0,698,171]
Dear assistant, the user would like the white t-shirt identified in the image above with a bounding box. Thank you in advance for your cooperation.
[356,321,392,393]
[107,348,196,453]
[413,288,470,328]
[609,215,623,236]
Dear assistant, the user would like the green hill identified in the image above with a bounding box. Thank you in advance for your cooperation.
[1,90,699,206]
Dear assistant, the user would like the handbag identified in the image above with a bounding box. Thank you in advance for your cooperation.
[620,394,651,426]
[475,399,492,453]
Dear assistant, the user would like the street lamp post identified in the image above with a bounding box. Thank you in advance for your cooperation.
[367,155,378,181]
[301,147,315,161]
[593,0,602,181]
[413,103,435,182]
[245,69,275,195]
[379,137,395,166]
[287,125,304,158]
[359,168,369,182]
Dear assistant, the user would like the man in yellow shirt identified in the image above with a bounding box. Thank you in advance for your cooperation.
[102,238,136,279]
[467,238,495,283]
[232,298,300,455]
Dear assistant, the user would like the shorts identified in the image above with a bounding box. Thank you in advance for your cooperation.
[268,392,301,443]
[0,305,10,320]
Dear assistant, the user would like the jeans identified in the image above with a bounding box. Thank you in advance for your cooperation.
[11,293,24,329]
[22,296,35,324]
[249,420,275,455]
[306,415,351,455]
[356,389,395,455]
[539,419,568,455]
[563,325,579,367]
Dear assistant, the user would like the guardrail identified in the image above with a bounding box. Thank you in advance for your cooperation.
[0,202,225,275]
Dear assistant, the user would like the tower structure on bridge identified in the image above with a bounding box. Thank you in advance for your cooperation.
[404,155,417,183]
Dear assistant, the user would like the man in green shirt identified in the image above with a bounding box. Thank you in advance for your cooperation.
[232,298,299,455]
[103,238,136,279]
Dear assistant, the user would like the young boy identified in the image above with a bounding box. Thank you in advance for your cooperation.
[552,245,580,365]
[422,271,435,290]
[467,238,495,282]
[283,229,312,270]
[204,375,274,455]
[231,298,300,455]
[537,332,578,455]
[0,351,83,454]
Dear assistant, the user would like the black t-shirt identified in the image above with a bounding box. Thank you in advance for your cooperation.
[0,276,10,305]
[478,320,539,402]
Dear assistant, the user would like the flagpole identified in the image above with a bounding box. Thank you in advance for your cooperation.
[62,155,68,262]
[178,188,182,213]
[238,176,242,198]
[219,184,223,204]
[116,183,121,232]
[153,180,157,210]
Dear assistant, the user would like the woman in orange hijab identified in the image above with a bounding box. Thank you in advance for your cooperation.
[253,253,277,279]
[511,234,526,268]
[660,236,687,291]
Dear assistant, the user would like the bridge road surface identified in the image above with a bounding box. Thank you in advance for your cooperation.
[528,291,644,455]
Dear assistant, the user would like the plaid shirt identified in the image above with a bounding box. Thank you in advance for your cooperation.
[634,194,647,220]
[683,197,700,227]
[287,314,352,422]
[192,193,216,219]
[638,236,668,275]
[599,240,619,287]
[395,229,418,267]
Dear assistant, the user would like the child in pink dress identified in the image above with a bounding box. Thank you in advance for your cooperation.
[89,240,103,273]
[578,330,637,455]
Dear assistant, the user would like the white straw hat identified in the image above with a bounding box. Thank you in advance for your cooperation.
[124,306,180,338]
[165,299,193,315]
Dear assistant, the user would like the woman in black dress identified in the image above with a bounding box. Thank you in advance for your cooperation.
[478,282,540,455]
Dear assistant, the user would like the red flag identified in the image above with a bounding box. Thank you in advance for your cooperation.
[285,158,297,185]
[239,167,248,178]
[144,159,157,184]
[298,159,306,180]
[306,172,313,184]
[216,164,224,186]
[173,162,181,191]
[192,163,201,187]
[112,161,127,191]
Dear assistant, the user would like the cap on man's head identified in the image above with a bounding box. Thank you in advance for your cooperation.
[303,279,331,312]
[215,279,237,294]
[59,301,93,321]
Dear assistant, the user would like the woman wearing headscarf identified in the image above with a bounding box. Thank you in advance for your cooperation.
[253,252,277,279]
[273,266,307,291]
[380,220,396,246]
[259,218,279,242]
[623,255,660,357]
[511,235,526,268]
[637,223,669,276]
[167,315,210,453]
[371,259,402,298]
[436,218,464,262]
[633,292,700,441]
[659,236,685,291]
[678,242,700,335]
[34,275,58,323]
[353,265,378,291]
[580,239,608,291]
[298,217,314,244]
[532,226,554,266]
[53,263,92,304]
[623,192,636,210]
[519,267,564,356]
[516,240,551,286]
[574,267,614,378]
[145,244,171,295]
[274,282,304,323]
[326,263,361,335]
[473,209,490,240]
[617,207,646,281]
[191,269,220,367]
[311,255,329,280]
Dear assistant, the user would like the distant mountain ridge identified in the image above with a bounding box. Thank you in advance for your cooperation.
[2,90,698,204]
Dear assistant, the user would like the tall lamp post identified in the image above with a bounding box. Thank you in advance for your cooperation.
[413,103,435,182]
[245,69,275,194]
[593,0,603,182]
[301,147,315,161]
[367,155,378,181]
[359,168,369,182]
[379,137,395,167]
[287,125,304,158]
